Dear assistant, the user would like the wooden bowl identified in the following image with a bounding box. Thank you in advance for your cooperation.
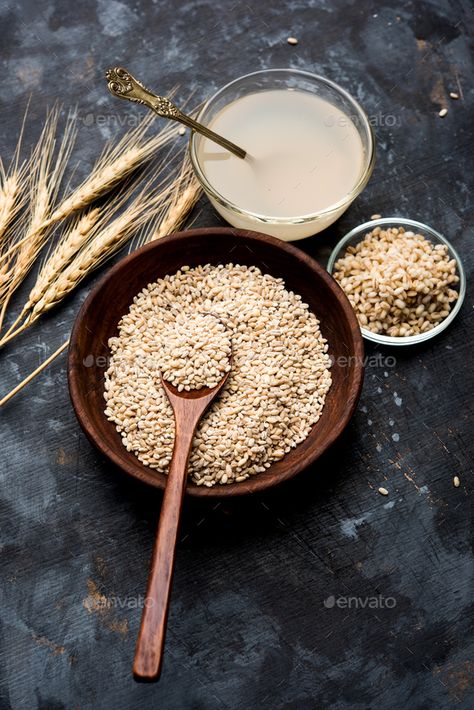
[68,228,364,497]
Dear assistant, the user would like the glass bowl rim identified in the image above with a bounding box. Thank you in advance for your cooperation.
[327,217,467,346]
[189,68,376,225]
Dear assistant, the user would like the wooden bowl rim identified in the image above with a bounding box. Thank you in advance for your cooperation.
[68,227,364,497]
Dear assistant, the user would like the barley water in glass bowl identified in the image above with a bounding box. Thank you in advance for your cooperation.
[190,69,375,241]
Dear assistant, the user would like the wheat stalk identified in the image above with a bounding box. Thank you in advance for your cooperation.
[137,158,200,246]
[0,104,30,281]
[4,173,175,341]
[0,91,200,397]
[0,107,77,264]
[0,112,179,266]
[0,108,186,339]
[0,103,30,246]
[0,156,199,401]
[1,166,158,344]
[44,115,179,228]
[0,109,74,293]
[0,339,69,407]
[0,173,21,243]
[0,158,199,347]
[1,209,101,341]
[0,106,76,331]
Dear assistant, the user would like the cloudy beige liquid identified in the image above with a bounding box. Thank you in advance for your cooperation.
[197,89,365,223]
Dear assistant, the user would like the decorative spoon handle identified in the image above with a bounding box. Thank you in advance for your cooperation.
[106,67,246,159]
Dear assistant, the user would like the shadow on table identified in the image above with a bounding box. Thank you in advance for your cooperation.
[99,420,360,550]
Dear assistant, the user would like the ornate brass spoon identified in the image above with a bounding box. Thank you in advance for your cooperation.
[106,67,246,159]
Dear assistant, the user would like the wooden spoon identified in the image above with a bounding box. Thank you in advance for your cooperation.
[133,365,231,682]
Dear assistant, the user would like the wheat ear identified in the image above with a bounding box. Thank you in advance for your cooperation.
[0,154,199,403]
[0,107,76,330]
[19,176,174,329]
[0,173,21,244]
[44,115,179,227]
[137,159,200,247]
[0,164,158,345]
[0,209,101,343]
[0,102,30,246]
[0,174,22,305]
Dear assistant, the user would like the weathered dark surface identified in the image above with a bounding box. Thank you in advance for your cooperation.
[1,1,473,708]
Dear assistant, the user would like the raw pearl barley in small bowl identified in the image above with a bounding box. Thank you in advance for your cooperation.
[327,218,466,346]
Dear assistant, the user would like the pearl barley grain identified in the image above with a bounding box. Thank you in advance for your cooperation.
[160,313,231,391]
[333,227,459,337]
[104,264,332,487]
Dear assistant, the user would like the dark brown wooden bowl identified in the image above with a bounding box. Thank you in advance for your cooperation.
[68,228,364,497]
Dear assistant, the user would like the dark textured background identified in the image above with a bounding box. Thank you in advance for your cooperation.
[1,1,473,708]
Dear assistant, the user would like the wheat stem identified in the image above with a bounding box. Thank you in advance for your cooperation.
[0,177,145,345]
[0,114,177,265]
[0,339,69,407]
[0,310,25,342]
[0,318,30,347]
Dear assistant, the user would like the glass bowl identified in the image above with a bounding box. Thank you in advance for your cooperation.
[327,217,466,346]
[189,68,375,241]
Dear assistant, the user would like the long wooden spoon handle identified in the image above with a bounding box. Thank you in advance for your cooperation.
[133,425,195,681]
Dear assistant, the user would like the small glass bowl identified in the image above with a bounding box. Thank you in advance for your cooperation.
[189,68,375,241]
[327,218,466,346]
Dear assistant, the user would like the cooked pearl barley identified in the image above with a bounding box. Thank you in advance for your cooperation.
[160,312,231,390]
[104,264,332,487]
[333,227,459,337]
